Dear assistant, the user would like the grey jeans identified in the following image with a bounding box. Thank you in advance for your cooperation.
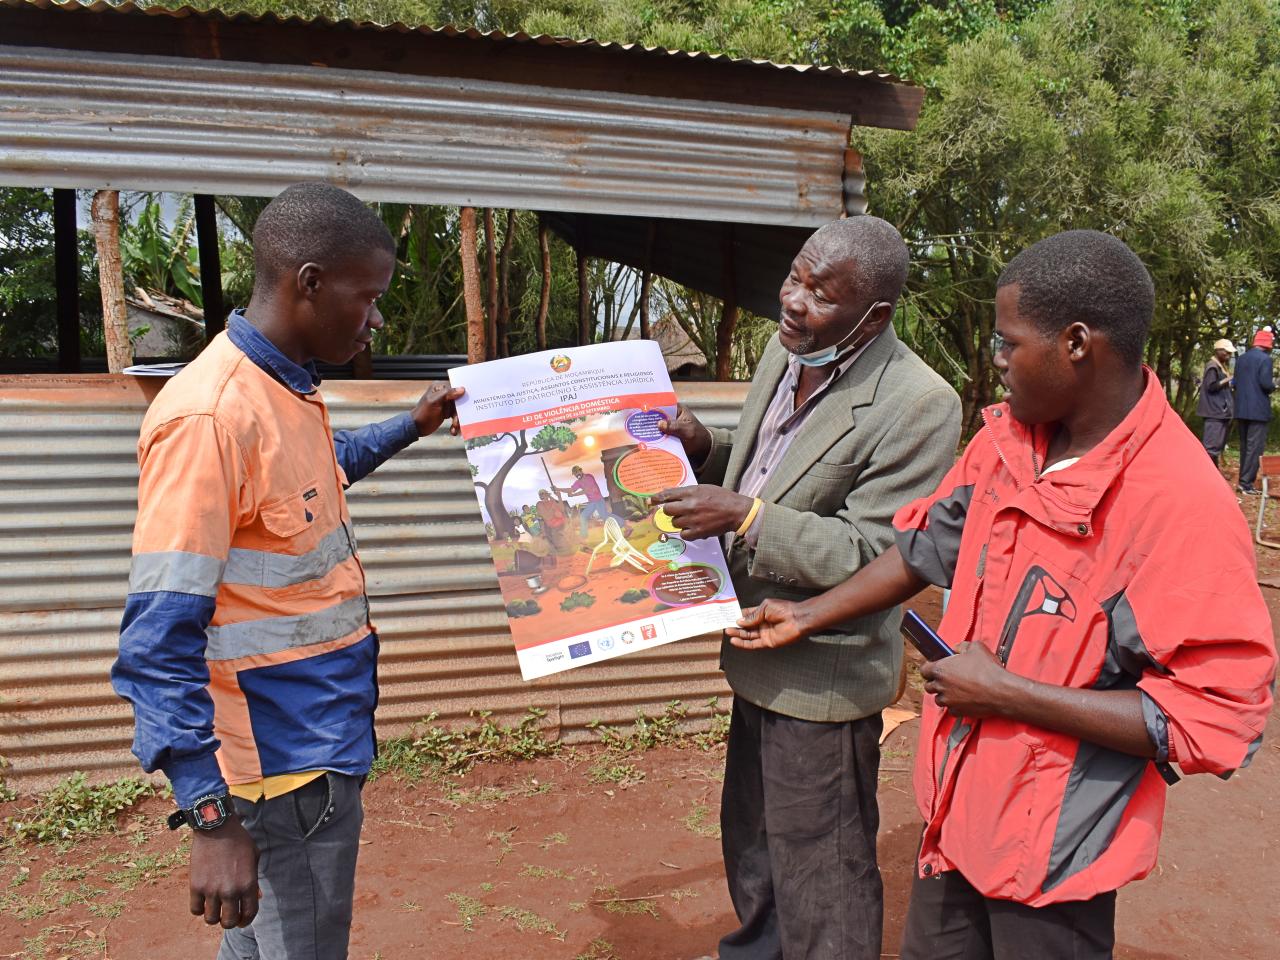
[216,772,364,960]
[718,697,884,960]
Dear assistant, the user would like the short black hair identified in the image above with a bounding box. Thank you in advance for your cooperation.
[809,215,910,306]
[998,230,1153,367]
[251,182,395,288]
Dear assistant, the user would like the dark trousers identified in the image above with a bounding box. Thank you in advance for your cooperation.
[1238,418,1269,487]
[1201,417,1231,465]
[217,773,364,960]
[900,864,1116,960]
[718,697,884,960]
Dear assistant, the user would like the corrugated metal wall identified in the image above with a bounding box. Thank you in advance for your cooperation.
[0,43,850,227]
[0,376,750,792]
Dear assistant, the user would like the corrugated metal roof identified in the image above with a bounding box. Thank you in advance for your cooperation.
[0,40,853,225]
[0,0,913,89]
[0,375,750,791]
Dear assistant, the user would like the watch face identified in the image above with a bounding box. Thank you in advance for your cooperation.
[197,800,222,823]
[193,796,227,828]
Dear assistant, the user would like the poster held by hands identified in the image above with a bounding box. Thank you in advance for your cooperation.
[449,342,741,680]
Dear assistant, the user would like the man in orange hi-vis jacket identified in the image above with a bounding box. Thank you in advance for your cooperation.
[112,183,463,960]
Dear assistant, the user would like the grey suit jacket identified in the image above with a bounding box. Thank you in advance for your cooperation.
[701,328,961,722]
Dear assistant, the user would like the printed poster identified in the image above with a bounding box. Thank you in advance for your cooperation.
[449,341,742,680]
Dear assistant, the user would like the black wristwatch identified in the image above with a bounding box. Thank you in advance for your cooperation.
[167,793,234,831]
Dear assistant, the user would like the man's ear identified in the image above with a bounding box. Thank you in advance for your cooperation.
[296,262,323,300]
[867,301,895,335]
[1066,322,1091,361]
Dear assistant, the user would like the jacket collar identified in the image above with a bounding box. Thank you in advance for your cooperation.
[227,310,321,395]
[982,367,1169,535]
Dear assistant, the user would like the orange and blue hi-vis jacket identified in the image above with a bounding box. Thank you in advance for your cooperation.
[893,370,1276,906]
[112,313,420,808]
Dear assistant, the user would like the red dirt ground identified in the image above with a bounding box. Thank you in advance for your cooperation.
[4,502,1280,959]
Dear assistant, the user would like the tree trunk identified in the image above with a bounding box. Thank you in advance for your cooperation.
[497,209,515,358]
[483,209,498,361]
[714,225,737,380]
[536,220,550,352]
[91,190,132,373]
[577,250,590,346]
[460,207,487,364]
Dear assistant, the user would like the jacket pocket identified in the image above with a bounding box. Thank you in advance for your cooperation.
[804,459,860,482]
[259,481,319,539]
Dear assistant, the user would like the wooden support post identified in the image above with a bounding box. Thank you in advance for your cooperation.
[536,219,550,352]
[53,189,81,373]
[460,207,487,364]
[483,209,498,361]
[194,194,225,342]
[90,190,132,373]
[714,223,738,381]
[577,249,590,346]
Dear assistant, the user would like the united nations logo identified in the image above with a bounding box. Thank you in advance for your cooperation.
[550,354,572,373]
[597,634,616,652]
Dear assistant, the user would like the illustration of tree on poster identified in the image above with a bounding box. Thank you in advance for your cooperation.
[449,341,741,680]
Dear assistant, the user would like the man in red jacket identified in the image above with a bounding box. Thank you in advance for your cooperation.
[729,230,1276,958]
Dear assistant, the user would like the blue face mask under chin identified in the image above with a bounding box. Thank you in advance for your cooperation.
[792,301,888,367]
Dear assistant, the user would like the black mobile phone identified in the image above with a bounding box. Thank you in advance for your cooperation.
[900,609,955,661]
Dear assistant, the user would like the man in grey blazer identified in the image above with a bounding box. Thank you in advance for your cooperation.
[653,216,961,960]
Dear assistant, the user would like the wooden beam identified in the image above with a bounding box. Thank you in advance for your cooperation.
[460,207,486,364]
[90,190,132,373]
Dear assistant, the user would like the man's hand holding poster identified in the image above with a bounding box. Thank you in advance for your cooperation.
[449,342,741,680]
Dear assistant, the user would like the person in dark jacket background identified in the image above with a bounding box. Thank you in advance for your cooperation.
[1197,338,1235,466]
[1233,328,1275,494]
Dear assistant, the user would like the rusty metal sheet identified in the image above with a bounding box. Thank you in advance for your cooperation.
[0,41,850,228]
[0,376,750,791]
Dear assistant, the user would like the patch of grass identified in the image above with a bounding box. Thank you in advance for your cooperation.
[586,759,645,787]
[593,885,661,918]
[520,863,575,881]
[669,887,700,903]
[487,827,517,864]
[19,923,106,960]
[370,708,559,784]
[87,898,124,919]
[575,937,621,960]
[441,778,550,806]
[682,803,721,840]
[589,701,687,752]
[103,848,186,891]
[445,892,488,932]
[7,773,152,844]
[495,904,566,939]
[540,831,568,849]
[692,698,732,750]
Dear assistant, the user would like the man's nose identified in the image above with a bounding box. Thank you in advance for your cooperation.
[780,284,805,314]
[369,305,385,329]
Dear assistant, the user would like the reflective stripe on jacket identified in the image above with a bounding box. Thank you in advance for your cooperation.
[893,370,1276,906]
[112,320,418,807]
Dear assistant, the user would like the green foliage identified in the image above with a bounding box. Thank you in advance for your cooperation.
[559,590,597,611]
[6,774,152,845]
[618,588,648,603]
[589,700,688,751]
[0,188,104,359]
[369,708,558,782]
[120,194,203,307]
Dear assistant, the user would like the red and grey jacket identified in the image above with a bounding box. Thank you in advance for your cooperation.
[893,371,1275,906]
